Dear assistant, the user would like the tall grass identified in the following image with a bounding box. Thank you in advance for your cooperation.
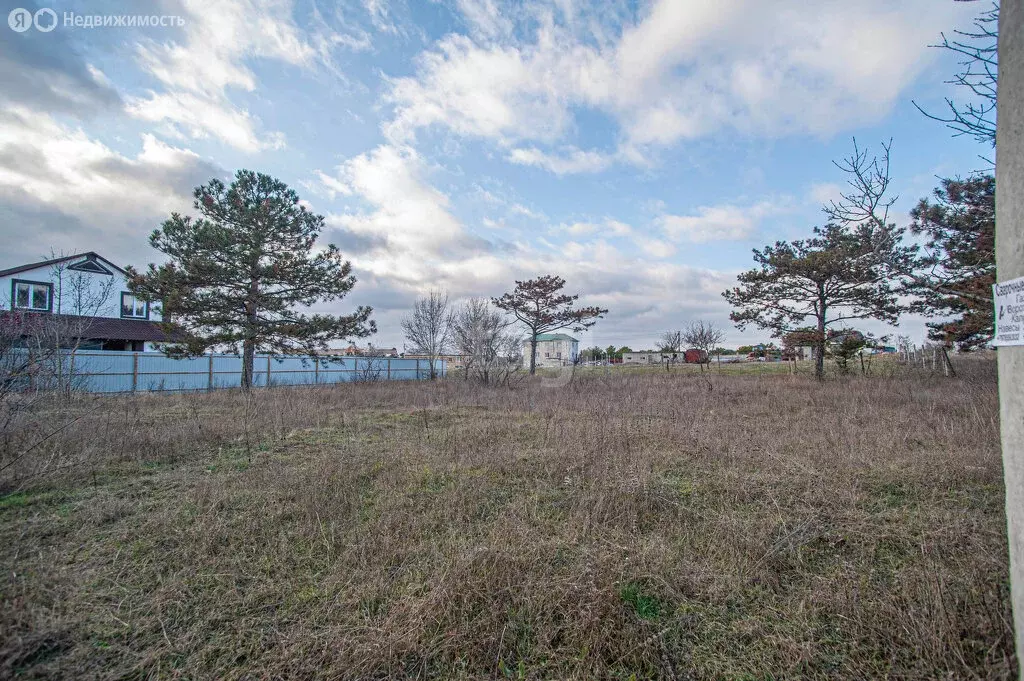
[0,358,1014,679]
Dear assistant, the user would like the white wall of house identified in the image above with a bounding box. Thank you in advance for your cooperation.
[1,254,165,351]
[525,338,579,367]
[1,254,161,323]
[622,352,677,364]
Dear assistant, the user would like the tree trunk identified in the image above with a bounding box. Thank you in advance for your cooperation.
[242,338,255,392]
[814,315,826,380]
[242,276,259,392]
[529,335,538,375]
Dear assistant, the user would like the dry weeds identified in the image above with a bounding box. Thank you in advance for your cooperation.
[0,359,1014,679]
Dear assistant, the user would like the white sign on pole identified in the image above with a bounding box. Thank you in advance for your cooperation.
[993,276,1024,346]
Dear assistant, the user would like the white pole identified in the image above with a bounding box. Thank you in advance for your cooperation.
[996,0,1024,664]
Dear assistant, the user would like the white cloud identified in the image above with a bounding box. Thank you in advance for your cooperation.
[558,218,632,238]
[382,0,976,171]
[127,0,332,151]
[508,146,613,174]
[315,170,354,199]
[385,33,573,144]
[510,202,544,219]
[605,219,633,236]
[563,221,597,235]
[456,0,514,39]
[126,91,285,153]
[808,182,844,208]
[313,142,746,348]
[636,237,676,259]
[658,200,784,243]
[0,107,221,264]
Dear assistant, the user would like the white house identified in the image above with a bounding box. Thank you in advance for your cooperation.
[0,252,171,351]
[524,333,579,367]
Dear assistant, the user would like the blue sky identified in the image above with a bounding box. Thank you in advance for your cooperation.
[0,0,993,349]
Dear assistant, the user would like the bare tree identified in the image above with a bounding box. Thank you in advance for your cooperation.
[682,321,724,370]
[41,256,118,394]
[352,356,386,383]
[401,290,452,380]
[0,311,100,481]
[50,253,117,319]
[451,298,521,384]
[912,1,997,154]
[824,138,898,235]
[825,139,993,322]
[659,330,683,352]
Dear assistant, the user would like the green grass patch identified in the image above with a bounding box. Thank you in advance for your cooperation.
[620,581,667,621]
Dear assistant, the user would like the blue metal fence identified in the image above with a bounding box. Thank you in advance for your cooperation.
[58,351,444,393]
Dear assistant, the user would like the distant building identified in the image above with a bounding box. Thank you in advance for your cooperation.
[622,350,706,364]
[321,344,398,357]
[404,353,470,371]
[623,351,670,365]
[525,333,579,367]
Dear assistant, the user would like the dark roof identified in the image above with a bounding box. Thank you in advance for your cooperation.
[75,316,181,342]
[2,311,182,342]
[0,252,128,278]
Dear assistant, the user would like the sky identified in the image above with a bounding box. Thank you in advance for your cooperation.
[0,0,994,351]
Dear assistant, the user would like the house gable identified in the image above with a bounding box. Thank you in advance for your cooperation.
[0,253,160,323]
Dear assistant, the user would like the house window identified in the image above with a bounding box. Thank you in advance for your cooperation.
[120,292,148,319]
[12,280,51,311]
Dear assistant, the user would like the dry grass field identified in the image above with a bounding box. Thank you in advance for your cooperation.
[0,359,1015,679]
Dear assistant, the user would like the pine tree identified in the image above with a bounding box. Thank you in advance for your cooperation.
[128,170,375,390]
[492,275,606,375]
[723,224,914,379]
[909,175,995,350]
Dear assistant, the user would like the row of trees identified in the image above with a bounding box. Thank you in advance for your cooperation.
[659,321,725,364]
[580,346,632,362]
[401,276,607,381]
[400,291,520,384]
[118,169,611,390]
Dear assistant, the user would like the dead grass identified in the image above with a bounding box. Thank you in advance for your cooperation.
[0,357,1014,679]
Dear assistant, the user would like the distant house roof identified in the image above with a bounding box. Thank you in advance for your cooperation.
[534,333,579,342]
[0,252,128,278]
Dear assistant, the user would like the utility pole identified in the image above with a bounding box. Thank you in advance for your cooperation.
[996,0,1024,665]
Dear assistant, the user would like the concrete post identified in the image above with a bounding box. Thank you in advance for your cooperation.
[997,0,1024,664]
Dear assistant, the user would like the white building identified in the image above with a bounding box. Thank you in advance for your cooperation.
[0,252,170,351]
[622,351,682,365]
[524,333,579,367]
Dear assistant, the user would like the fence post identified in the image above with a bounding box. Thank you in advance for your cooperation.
[267,355,272,387]
[315,357,319,384]
[942,347,957,377]
[415,359,420,380]
[387,358,391,379]
[208,354,214,392]
[132,352,139,393]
